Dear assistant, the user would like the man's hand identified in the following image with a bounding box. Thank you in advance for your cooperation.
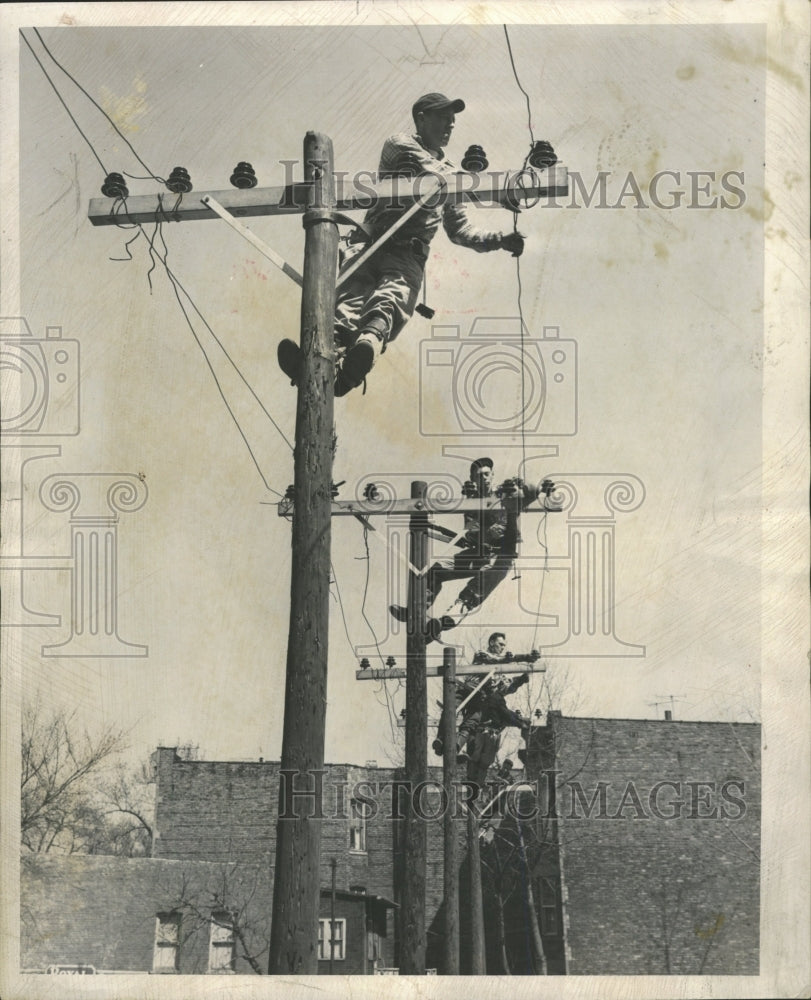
[501,231,525,257]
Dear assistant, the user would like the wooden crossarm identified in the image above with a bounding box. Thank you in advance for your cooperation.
[355,661,547,681]
[87,165,569,226]
[278,497,563,519]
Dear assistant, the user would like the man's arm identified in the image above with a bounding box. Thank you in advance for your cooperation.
[442,203,524,255]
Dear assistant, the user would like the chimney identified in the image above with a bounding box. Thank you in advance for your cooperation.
[664,710,672,721]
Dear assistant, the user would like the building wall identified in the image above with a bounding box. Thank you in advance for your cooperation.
[21,855,393,975]
[152,749,471,969]
[20,854,273,975]
[545,716,761,975]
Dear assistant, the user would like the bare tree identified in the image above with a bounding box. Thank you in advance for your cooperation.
[21,701,129,854]
[166,864,272,974]
[97,758,156,856]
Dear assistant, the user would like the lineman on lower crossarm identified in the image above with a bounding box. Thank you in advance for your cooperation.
[433,631,538,761]
[390,457,545,640]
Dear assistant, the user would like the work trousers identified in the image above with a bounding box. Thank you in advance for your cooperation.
[428,549,515,612]
[334,242,426,347]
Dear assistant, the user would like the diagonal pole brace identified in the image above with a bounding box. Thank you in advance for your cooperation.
[201,195,303,287]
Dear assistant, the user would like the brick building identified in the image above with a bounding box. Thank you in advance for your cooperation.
[20,715,760,976]
[20,854,394,975]
[511,713,761,975]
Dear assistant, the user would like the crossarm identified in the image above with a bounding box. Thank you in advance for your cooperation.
[88,166,569,226]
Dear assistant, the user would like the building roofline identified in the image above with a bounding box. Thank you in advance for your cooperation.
[544,714,760,727]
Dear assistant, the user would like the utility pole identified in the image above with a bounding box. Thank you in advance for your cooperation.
[268,132,338,975]
[467,806,485,974]
[400,480,428,974]
[442,646,460,975]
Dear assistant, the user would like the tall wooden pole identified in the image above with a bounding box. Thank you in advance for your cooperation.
[442,646,460,975]
[468,807,486,974]
[268,132,337,975]
[400,480,428,974]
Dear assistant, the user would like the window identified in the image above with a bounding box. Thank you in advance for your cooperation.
[317,918,346,961]
[539,882,558,936]
[208,911,236,973]
[349,798,367,853]
[153,912,181,972]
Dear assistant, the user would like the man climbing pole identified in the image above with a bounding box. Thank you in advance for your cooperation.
[389,458,548,640]
[278,93,550,395]
[433,631,538,767]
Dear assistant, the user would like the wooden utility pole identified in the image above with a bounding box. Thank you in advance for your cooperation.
[400,480,428,974]
[268,132,338,975]
[468,807,486,974]
[442,646,460,975]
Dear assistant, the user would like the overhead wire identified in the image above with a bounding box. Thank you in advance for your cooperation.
[146,224,293,481]
[19,30,109,175]
[23,28,294,485]
[356,526,404,741]
[30,27,164,184]
[503,23,538,475]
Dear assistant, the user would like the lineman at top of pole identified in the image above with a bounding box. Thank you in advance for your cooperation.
[279,93,557,396]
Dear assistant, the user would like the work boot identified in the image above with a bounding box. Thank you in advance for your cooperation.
[335,340,375,397]
[432,738,444,757]
[334,319,387,397]
[389,605,408,623]
[426,615,458,644]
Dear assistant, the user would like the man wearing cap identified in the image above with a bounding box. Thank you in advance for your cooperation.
[432,631,536,761]
[389,457,542,631]
[280,94,527,395]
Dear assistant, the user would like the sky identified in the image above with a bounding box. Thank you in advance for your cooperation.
[0,9,789,773]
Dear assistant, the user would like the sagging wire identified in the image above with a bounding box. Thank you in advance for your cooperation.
[30,27,163,184]
[503,24,535,149]
[503,24,541,474]
[356,525,403,742]
[19,30,108,175]
[330,560,357,658]
[144,226,290,492]
[531,510,551,652]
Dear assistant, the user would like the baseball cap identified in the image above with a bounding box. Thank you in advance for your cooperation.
[413,93,466,117]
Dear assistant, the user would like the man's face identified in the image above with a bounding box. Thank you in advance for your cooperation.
[489,635,507,656]
[476,466,493,494]
[416,109,455,151]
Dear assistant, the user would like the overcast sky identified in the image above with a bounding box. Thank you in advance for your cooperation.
[4,11,776,768]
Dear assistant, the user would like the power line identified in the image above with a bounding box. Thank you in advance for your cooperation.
[23,31,295,474]
[503,25,535,147]
[146,226,291,489]
[19,30,108,175]
[31,27,163,183]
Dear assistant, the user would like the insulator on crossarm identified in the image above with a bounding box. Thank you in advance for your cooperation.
[528,140,557,169]
[166,167,193,194]
[461,144,489,172]
[101,172,129,199]
[230,162,258,189]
